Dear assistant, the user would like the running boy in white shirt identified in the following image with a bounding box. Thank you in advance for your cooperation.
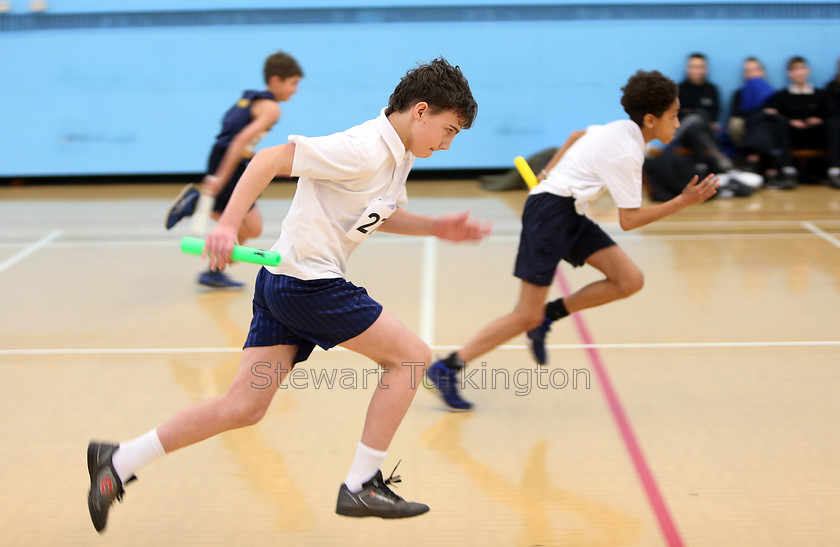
[88,57,488,531]
[426,70,719,410]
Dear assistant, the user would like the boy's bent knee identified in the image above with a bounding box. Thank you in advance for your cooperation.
[619,270,644,297]
[405,345,433,372]
[383,342,431,375]
[240,223,262,241]
[240,212,263,240]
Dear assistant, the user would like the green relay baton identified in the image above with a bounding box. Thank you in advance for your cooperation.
[180,236,281,267]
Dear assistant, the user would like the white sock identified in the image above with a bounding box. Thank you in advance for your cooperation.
[111,428,166,483]
[344,442,386,493]
[190,192,215,234]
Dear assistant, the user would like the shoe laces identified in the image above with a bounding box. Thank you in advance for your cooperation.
[114,475,136,504]
[384,461,402,487]
[374,461,404,502]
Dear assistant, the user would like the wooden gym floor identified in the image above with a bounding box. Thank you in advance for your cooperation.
[1,179,839,546]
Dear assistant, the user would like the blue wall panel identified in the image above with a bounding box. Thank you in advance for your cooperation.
[1,4,839,176]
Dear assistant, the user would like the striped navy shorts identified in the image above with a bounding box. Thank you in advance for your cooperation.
[244,268,383,364]
[514,193,616,286]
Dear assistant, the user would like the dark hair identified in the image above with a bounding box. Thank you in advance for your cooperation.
[264,51,303,83]
[620,70,678,126]
[787,56,807,70]
[688,52,707,62]
[385,57,478,129]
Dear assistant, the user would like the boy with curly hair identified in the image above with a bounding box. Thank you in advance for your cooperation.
[427,70,719,410]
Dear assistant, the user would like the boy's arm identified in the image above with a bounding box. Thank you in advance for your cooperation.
[204,100,281,195]
[378,208,491,242]
[618,173,719,231]
[538,130,586,180]
[763,90,782,116]
[203,143,295,270]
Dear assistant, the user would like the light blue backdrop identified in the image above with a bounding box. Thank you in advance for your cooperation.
[1,2,838,176]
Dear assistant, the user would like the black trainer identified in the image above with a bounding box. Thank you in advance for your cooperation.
[165,183,200,229]
[87,441,134,533]
[335,464,429,519]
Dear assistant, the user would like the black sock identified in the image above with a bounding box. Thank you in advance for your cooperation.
[441,352,464,370]
[545,297,570,321]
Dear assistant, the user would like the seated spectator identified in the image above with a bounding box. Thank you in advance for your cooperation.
[727,57,776,172]
[827,55,840,108]
[671,53,733,172]
[763,56,840,189]
[826,56,840,187]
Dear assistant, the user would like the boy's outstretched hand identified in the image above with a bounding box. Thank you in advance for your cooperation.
[680,173,720,206]
[432,211,492,242]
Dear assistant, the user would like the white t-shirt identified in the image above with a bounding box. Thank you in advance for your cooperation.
[533,119,645,214]
[266,110,413,280]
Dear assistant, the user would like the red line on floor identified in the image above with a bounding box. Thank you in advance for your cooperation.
[555,268,684,547]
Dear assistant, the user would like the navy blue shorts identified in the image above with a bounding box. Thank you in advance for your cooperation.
[514,193,616,286]
[207,145,249,214]
[244,268,383,365]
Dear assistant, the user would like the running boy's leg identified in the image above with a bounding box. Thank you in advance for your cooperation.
[88,344,296,532]
[456,281,550,363]
[426,281,550,410]
[156,344,293,451]
[563,244,644,313]
[340,308,429,449]
[238,203,263,243]
[526,244,644,364]
[335,308,431,518]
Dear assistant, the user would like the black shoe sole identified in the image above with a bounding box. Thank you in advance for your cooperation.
[336,506,430,519]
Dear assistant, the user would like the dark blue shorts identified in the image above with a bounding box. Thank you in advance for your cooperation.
[207,145,249,214]
[244,268,383,365]
[514,193,616,286]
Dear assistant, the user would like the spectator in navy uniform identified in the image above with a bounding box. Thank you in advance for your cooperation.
[672,53,733,172]
[763,56,840,189]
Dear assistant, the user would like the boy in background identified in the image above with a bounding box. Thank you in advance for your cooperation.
[166,51,303,287]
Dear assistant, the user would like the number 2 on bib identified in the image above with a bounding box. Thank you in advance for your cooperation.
[346,199,393,243]
[356,213,382,235]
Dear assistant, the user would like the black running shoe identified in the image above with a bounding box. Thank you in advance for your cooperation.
[165,183,200,229]
[87,441,134,533]
[336,464,429,519]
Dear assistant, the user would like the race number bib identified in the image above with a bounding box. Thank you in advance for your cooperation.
[345,199,393,243]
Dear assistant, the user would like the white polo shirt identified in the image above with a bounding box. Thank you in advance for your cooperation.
[266,110,413,280]
[533,119,645,214]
